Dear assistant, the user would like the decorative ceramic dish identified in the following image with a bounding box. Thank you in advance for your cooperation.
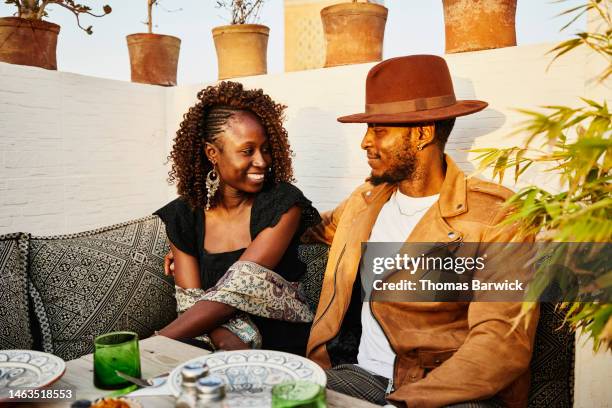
[0,350,66,391]
[169,350,326,407]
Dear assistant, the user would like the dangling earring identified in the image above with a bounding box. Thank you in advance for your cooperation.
[417,143,425,151]
[205,166,220,211]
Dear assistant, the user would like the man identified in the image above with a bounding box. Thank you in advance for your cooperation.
[304,55,539,408]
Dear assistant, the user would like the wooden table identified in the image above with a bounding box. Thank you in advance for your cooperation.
[23,336,377,408]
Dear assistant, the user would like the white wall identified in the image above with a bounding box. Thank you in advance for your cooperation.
[1,41,610,406]
[168,42,586,210]
[0,63,168,235]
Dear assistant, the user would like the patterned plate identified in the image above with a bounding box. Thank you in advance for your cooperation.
[169,350,326,407]
[0,350,66,390]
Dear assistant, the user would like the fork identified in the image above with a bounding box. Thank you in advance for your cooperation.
[115,370,168,388]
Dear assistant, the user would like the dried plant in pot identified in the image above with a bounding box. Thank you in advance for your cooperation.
[212,0,269,80]
[0,0,111,70]
[320,0,388,68]
[126,0,181,86]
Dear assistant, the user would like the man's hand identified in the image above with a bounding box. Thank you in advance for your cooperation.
[164,250,175,276]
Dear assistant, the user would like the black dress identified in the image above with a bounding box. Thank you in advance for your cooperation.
[154,182,321,356]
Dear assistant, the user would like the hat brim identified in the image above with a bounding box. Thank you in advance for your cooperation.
[337,100,488,124]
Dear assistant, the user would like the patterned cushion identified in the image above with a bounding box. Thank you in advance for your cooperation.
[297,243,329,312]
[0,233,33,349]
[528,303,575,407]
[28,216,177,361]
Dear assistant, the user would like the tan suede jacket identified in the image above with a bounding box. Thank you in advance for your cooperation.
[305,156,539,408]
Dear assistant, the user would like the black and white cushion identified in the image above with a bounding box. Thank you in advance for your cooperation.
[528,303,575,407]
[0,232,33,350]
[28,216,177,361]
[297,243,329,312]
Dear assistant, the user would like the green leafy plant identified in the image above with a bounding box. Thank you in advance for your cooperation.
[472,0,611,351]
[4,0,111,34]
[549,0,612,82]
[215,0,264,25]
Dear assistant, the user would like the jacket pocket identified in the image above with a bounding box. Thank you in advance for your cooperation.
[417,349,458,369]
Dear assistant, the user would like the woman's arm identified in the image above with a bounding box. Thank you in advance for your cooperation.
[170,243,202,289]
[158,206,302,340]
[239,205,301,267]
[159,243,233,339]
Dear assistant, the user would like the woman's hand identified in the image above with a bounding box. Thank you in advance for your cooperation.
[158,300,235,339]
[210,327,249,350]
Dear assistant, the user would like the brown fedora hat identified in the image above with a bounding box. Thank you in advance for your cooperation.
[338,55,487,123]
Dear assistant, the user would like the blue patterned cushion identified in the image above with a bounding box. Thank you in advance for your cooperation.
[0,232,33,349]
[28,216,176,360]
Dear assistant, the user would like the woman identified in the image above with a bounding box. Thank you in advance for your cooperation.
[154,81,320,355]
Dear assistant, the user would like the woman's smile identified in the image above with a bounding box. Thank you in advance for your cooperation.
[247,172,266,183]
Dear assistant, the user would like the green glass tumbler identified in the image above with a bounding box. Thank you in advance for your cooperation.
[271,381,327,408]
[93,331,141,390]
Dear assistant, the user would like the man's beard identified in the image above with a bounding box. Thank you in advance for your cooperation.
[367,145,418,186]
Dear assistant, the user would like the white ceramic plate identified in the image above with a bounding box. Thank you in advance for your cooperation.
[0,350,66,391]
[169,349,326,408]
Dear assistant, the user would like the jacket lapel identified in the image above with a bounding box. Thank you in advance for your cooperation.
[406,155,468,243]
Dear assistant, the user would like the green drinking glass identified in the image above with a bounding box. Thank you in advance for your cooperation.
[93,331,141,390]
[271,381,327,408]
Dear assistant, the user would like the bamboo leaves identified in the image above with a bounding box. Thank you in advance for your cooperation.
[550,0,612,81]
[474,0,612,350]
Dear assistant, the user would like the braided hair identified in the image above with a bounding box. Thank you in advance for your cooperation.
[167,81,294,210]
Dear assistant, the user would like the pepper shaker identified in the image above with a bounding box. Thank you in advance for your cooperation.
[195,376,227,408]
[175,363,210,408]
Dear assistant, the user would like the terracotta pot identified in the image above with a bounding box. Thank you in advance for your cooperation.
[126,33,181,86]
[212,24,269,80]
[442,0,517,53]
[321,2,388,68]
[0,17,60,70]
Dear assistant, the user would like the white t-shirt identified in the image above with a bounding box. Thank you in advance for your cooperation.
[357,190,440,379]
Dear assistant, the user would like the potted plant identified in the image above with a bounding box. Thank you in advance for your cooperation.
[212,0,269,80]
[126,0,181,86]
[0,0,111,70]
[320,0,388,68]
[442,0,517,53]
[473,0,611,350]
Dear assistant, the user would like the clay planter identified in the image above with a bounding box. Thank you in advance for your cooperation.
[126,33,181,86]
[321,2,388,68]
[212,24,269,80]
[0,17,60,70]
[442,0,517,53]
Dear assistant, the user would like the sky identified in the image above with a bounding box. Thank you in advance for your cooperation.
[0,0,587,85]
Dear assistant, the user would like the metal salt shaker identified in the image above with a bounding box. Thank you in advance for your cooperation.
[175,363,210,408]
[195,376,226,408]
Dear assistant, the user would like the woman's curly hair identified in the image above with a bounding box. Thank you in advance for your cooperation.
[167,81,294,210]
